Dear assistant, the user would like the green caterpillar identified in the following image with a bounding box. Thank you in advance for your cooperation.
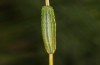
[41,6,56,54]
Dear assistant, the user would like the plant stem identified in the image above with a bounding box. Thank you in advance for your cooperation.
[45,0,50,6]
[49,54,53,65]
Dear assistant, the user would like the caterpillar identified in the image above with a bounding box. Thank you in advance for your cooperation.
[41,6,56,54]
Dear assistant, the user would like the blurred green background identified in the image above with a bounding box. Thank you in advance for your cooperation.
[0,0,100,65]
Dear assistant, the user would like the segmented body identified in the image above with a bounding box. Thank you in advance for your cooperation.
[41,6,56,54]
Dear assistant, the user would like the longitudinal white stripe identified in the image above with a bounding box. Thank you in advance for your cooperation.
[45,11,51,52]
